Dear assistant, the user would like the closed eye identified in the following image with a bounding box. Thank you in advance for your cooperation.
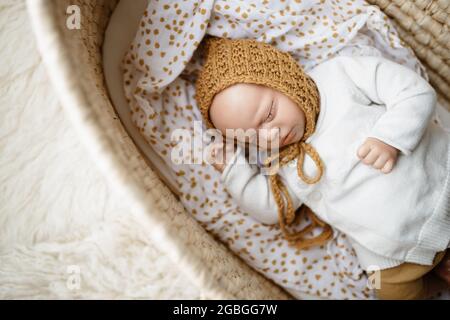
[264,99,276,123]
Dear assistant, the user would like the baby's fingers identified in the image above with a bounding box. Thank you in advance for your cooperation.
[357,143,371,159]
[381,159,395,174]
[361,148,379,165]
[357,138,398,174]
[373,154,389,170]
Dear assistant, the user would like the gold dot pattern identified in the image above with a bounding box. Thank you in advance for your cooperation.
[122,0,425,299]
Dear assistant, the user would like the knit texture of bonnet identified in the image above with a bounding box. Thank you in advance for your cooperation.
[195,37,332,249]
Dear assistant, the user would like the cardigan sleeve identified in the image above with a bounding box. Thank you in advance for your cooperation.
[339,56,437,155]
[220,144,303,225]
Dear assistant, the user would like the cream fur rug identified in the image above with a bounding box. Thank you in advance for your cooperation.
[0,0,200,299]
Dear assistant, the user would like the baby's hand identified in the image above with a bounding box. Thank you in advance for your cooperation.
[357,137,399,174]
[206,141,236,173]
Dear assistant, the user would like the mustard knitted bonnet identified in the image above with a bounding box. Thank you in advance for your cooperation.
[195,37,332,249]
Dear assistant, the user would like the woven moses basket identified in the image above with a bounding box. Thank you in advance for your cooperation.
[27,0,450,299]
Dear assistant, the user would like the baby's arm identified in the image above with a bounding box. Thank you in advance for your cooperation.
[209,143,302,225]
[339,56,437,173]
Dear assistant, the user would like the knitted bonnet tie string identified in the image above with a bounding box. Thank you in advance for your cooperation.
[268,173,332,250]
[262,140,324,185]
[263,141,329,249]
[297,141,324,184]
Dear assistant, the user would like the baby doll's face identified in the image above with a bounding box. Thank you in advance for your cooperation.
[210,83,306,149]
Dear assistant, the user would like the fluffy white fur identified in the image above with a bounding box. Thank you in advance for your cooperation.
[0,0,200,299]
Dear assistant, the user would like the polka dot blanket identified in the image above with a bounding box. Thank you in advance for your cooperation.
[122,0,449,299]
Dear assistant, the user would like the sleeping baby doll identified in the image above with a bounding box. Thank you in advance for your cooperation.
[194,37,450,300]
